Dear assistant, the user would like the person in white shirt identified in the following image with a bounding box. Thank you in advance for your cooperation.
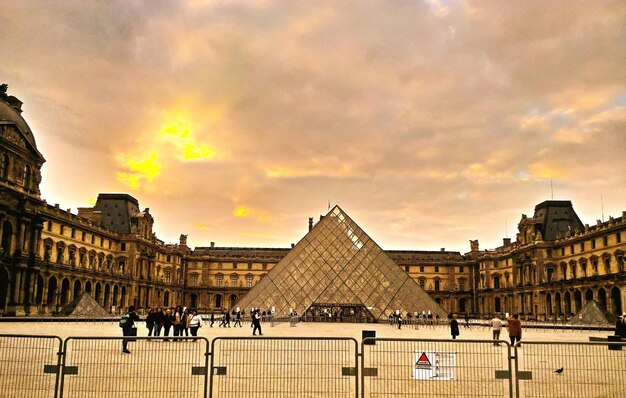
[189,309,203,337]
[490,315,503,346]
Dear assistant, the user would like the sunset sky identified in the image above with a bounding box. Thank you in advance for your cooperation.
[1,1,624,252]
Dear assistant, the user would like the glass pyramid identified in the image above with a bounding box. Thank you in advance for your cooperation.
[236,206,448,320]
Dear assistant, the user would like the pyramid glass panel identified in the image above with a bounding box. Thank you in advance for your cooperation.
[235,206,447,320]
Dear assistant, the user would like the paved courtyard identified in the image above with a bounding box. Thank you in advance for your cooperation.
[0,321,623,398]
[0,319,612,340]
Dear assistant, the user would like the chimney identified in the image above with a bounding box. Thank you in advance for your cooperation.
[210,241,215,248]
[503,238,511,246]
[308,217,313,231]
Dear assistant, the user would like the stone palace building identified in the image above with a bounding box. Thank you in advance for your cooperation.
[0,84,624,319]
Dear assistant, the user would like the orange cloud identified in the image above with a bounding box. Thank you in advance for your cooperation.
[117,152,161,190]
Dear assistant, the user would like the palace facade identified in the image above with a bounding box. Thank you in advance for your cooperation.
[0,85,624,319]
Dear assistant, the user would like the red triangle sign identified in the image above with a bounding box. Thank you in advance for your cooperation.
[416,352,431,366]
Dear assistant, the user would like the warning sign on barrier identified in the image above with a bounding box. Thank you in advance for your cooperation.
[413,350,456,380]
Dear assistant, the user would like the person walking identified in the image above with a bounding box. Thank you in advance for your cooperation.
[119,305,139,354]
[234,310,242,327]
[507,314,522,347]
[252,309,262,336]
[450,314,460,339]
[219,311,226,327]
[397,312,403,330]
[464,313,470,329]
[189,309,203,337]
[490,314,503,346]
[210,312,215,327]
[146,308,155,338]
[225,311,231,327]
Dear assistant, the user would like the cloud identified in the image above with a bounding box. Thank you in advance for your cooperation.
[1,0,624,251]
[117,152,161,190]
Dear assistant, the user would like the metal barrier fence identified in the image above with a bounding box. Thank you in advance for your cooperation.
[59,336,209,398]
[514,341,626,398]
[2,335,626,397]
[361,338,513,398]
[0,334,62,398]
[209,337,359,398]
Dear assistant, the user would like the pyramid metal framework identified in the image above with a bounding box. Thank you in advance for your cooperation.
[236,206,448,320]
[58,291,112,317]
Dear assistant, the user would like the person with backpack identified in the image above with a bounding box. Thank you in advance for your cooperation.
[119,305,139,354]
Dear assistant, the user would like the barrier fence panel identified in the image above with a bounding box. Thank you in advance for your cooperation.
[59,337,209,398]
[0,334,62,398]
[514,341,626,398]
[209,337,359,398]
[361,338,513,398]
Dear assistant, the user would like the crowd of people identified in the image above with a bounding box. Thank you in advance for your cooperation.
[121,306,625,354]
[386,311,525,346]
[144,306,204,338]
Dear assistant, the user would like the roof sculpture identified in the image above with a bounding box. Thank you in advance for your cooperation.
[236,206,448,320]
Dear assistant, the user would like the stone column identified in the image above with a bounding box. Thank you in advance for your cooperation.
[11,269,22,304]
[26,271,35,305]
[16,221,25,255]
[22,222,30,253]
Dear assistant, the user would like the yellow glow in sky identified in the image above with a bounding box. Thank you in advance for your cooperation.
[117,152,161,189]
[160,113,216,161]
[233,205,269,222]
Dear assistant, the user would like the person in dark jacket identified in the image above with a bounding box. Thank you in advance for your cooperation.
[163,308,173,338]
[252,309,262,336]
[210,312,215,327]
[146,308,155,337]
[153,307,164,336]
[225,311,231,327]
[450,314,460,340]
[120,306,139,353]
[234,310,242,327]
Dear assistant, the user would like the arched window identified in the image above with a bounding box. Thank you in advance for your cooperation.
[418,277,426,288]
[0,154,8,179]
